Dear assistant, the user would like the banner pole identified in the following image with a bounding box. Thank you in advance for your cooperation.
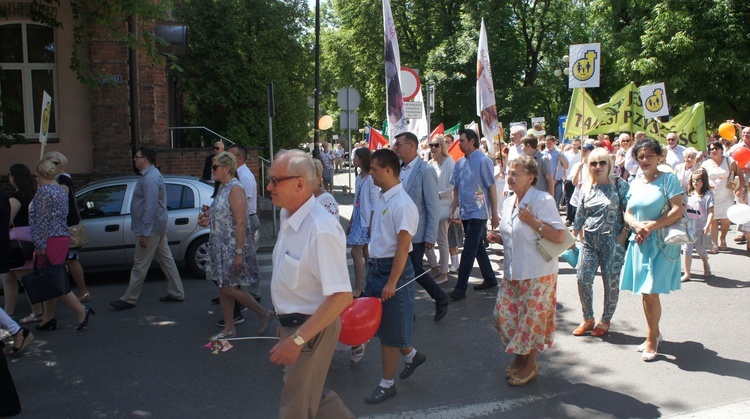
[654,117,660,142]
[580,88,586,141]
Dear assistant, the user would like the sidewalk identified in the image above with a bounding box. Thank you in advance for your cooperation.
[256,169,356,253]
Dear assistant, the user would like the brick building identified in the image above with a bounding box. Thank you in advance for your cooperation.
[0,0,260,186]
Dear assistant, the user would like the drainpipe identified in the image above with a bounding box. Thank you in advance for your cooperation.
[128,15,140,173]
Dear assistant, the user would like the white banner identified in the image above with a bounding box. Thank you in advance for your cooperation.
[640,82,670,119]
[383,0,408,140]
[476,18,497,156]
[568,43,601,89]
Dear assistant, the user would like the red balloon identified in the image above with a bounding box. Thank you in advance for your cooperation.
[339,297,382,346]
[733,147,750,169]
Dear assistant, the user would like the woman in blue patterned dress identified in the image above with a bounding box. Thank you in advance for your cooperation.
[346,147,379,298]
[30,159,94,332]
[199,152,273,341]
[620,138,684,361]
[572,148,629,337]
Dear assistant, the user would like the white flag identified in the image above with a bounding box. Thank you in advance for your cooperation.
[476,18,497,156]
[383,0,409,141]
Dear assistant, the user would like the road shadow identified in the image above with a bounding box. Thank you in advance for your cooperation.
[701,274,750,289]
[659,340,750,382]
[547,382,662,418]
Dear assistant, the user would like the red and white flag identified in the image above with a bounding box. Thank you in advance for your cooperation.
[369,128,389,151]
[429,123,445,139]
[477,18,497,156]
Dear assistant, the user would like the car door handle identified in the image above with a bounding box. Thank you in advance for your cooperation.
[175,218,189,225]
[105,225,120,232]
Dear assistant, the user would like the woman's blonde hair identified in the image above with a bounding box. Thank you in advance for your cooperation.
[213,151,237,176]
[43,151,68,170]
[312,158,323,178]
[586,147,614,185]
[36,159,58,180]
[430,135,449,158]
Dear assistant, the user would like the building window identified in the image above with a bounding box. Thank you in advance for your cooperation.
[0,22,57,139]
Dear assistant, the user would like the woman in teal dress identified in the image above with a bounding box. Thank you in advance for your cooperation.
[621,138,684,362]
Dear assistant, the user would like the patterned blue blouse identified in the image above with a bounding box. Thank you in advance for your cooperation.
[29,184,70,250]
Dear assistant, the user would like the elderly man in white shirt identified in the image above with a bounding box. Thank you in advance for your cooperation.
[665,132,686,169]
[267,150,354,419]
[363,148,426,404]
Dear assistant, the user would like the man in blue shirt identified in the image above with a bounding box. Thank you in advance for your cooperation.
[110,146,185,310]
[448,128,499,301]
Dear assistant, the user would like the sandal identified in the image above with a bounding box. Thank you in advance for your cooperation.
[350,342,368,366]
[18,313,43,324]
[8,328,34,356]
[590,322,610,337]
[708,247,719,255]
[78,292,92,303]
[572,319,595,336]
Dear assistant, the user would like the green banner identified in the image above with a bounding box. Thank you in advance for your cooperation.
[564,83,706,150]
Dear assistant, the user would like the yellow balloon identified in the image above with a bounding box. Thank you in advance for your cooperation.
[718,122,735,141]
[319,115,333,130]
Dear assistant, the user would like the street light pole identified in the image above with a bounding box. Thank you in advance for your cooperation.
[312,0,321,160]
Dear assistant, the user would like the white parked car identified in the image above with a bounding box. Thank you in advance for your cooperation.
[75,176,213,278]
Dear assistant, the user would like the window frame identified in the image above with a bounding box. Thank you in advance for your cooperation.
[0,21,59,140]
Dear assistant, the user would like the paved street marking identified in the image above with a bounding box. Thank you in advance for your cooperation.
[361,392,569,419]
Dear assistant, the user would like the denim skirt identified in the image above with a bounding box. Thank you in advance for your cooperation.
[364,257,415,348]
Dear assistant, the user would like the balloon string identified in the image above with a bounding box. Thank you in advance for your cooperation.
[219,336,280,342]
[394,269,431,294]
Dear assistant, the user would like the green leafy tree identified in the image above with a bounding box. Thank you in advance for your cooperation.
[177,0,313,154]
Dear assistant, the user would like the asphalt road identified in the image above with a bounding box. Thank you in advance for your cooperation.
[3,235,750,418]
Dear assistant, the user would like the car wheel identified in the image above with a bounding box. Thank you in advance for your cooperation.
[186,235,209,278]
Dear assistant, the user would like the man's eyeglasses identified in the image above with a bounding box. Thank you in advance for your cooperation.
[213,147,222,150]
[267,175,300,186]
[133,155,145,160]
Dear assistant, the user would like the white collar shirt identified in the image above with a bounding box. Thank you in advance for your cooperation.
[666,144,685,169]
[271,196,352,315]
[235,164,258,214]
[368,183,418,258]
[507,143,524,164]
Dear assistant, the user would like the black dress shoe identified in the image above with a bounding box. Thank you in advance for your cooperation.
[110,300,136,310]
[473,281,498,291]
[159,295,185,302]
[434,297,449,321]
[400,351,426,379]
[448,290,466,301]
[364,385,397,404]
[211,297,220,304]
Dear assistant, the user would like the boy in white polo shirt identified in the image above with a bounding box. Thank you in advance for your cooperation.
[363,149,426,404]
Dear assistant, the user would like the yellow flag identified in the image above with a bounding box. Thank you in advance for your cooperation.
[564,83,707,150]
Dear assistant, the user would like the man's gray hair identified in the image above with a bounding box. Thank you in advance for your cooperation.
[510,125,526,136]
[275,149,317,186]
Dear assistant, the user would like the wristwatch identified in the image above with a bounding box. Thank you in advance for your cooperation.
[293,334,306,346]
[234,248,243,255]
[536,222,544,233]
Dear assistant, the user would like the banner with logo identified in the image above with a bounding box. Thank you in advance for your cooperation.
[564,82,706,150]
[640,82,670,119]
[568,43,601,89]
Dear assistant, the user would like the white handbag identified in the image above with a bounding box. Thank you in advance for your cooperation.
[536,227,576,263]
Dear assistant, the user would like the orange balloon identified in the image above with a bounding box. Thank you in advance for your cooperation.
[718,122,735,141]
[339,297,382,346]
